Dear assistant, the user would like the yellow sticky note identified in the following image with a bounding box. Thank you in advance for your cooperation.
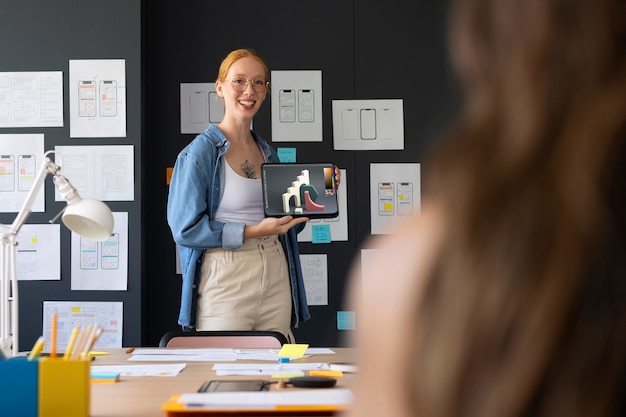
[271,373,303,379]
[278,343,309,357]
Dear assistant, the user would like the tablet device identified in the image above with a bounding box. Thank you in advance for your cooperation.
[261,162,338,219]
[198,380,269,392]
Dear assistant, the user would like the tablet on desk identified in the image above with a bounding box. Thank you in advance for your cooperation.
[197,380,269,392]
[261,162,338,219]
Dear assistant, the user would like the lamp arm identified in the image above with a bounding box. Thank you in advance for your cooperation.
[1,151,111,357]
[9,154,60,236]
[0,236,18,357]
[2,153,59,357]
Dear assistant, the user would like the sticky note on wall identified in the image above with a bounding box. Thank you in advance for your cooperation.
[311,224,331,243]
[337,311,355,330]
[277,147,296,162]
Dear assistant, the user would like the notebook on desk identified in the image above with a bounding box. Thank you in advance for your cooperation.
[162,389,352,415]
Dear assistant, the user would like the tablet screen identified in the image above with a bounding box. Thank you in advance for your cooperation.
[261,163,338,219]
[198,380,269,392]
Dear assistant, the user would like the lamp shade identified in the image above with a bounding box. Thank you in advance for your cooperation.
[62,198,114,241]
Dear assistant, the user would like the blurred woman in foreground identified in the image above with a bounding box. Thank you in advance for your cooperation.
[348,0,626,416]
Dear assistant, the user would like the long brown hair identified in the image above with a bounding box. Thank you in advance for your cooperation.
[412,0,626,416]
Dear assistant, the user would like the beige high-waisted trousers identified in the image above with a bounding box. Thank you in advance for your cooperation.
[196,235,293,342]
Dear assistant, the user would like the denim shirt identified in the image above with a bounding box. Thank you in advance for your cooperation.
[167,124,310,330]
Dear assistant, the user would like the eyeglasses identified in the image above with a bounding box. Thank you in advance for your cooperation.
[227,78,269,93]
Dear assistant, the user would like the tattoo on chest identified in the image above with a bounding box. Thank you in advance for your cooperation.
[241,160,257,179]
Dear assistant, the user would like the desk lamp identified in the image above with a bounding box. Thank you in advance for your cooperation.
[0,151,114,357]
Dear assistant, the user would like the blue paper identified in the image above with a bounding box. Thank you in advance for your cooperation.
[277,147,296,163]
[337,311,356,330]
[311,224,331,244]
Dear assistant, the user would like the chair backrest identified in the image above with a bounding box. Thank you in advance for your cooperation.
[158,330,288,348]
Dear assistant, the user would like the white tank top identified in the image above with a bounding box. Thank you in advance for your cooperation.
[214,161,265,225]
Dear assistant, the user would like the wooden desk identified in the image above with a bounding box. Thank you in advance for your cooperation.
[90,348,356,417]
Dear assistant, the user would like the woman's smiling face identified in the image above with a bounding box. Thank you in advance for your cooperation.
[217,56,267,122]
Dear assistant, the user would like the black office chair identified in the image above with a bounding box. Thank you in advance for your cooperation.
[158,330,288,348]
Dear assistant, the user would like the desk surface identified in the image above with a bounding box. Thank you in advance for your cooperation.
[90,347,356,417]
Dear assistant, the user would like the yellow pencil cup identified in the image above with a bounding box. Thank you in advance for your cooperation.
[38,357,90,417]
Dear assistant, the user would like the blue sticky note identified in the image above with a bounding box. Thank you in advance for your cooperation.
[337,311,356,330]
[277,147,296,162]
[311,224,331,244]
[91,371,121,380]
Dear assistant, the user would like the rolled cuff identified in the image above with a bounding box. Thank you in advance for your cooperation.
[221,222,245,249]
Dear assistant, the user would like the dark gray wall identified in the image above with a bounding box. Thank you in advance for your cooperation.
[145,0,458,346]
[0,0,143,351]
[1,0,457,350]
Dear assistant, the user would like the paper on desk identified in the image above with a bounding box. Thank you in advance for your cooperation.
[129,347,336,362]
[176,389,353,409]
[303,347,336,355]
[132,348,234,355]
[260,348,336,355]
[232,347,334,361]
[129,348,237,362]
[91,363,186,376]
[212,362,329,376]
[234,352,310,361]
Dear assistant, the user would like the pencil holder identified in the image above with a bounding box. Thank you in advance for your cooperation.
[0,356,39,416]
[39,357,91,417]
[0,356,90,417]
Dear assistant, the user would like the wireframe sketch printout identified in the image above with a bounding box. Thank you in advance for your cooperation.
[54,145,134,201]
[180,83,224,133]
[71,211,128,291]
[332,99,404,150]
[369,163,421,234]
[0,134,44,212]
[43,301,123,349]
[0,71,63,127]
[69,59,126,138]
[15,224,61,281]
[261,163,338,219]
[300,254,328,306]
[270,70,323,142]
